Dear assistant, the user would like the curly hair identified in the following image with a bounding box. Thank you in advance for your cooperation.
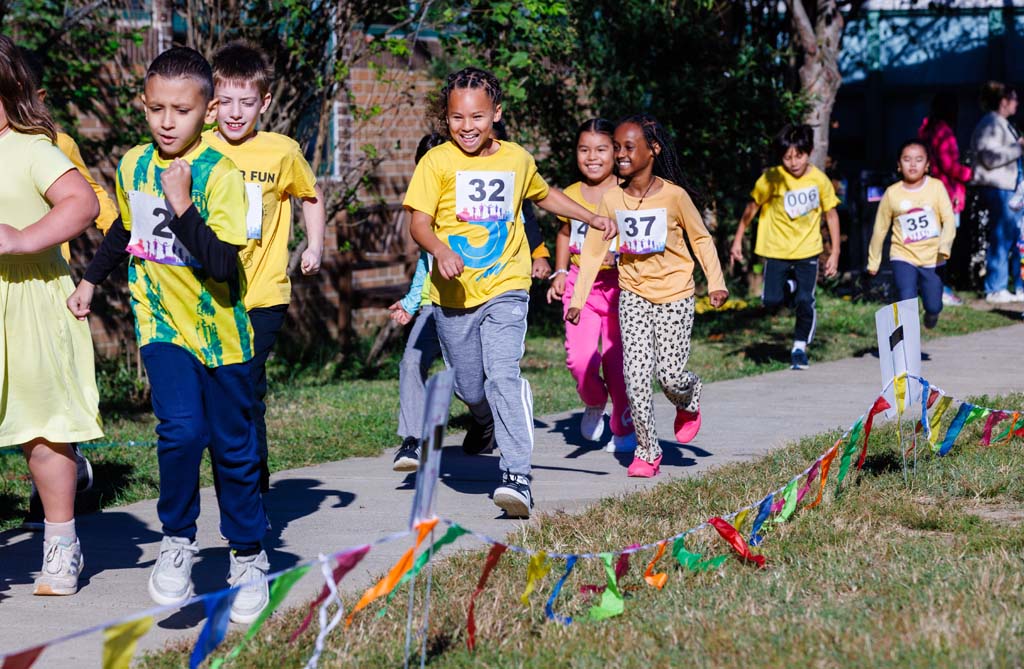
[432,67,502,137]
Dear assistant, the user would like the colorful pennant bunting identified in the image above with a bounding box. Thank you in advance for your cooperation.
[545,557,578,625]
[589,554,625,621]
[102,616,153,669]
[709,517,766,568]
[520,551,551,606]
[190,588,238,669]
[466,544,507,651]
[292,545,370,641]
[643,541,668,590]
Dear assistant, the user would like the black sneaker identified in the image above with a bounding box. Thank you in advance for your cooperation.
[790,349,809,370]
[22,445,93,531]
[462,418,495,455]
[923,312,939,329]
[392,436,421,472]
[493,471,533,518]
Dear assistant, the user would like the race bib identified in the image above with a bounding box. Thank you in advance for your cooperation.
[783,185,820,219]
[616,208,668,255]
[245,182,263,240]
[898,208,940,244]
[126,190,198,267]
[455,171,515,221]
[568,218,616,255]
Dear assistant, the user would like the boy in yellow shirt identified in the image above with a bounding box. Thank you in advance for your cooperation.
[205,41,326,493]
[730,124,840,370]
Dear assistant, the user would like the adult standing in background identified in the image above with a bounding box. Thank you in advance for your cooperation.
[968,81,1024,303]
[919,92,971,306]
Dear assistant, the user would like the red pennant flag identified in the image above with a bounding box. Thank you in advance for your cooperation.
[1,647,44,669]
[466,544,507,651]
[981,411,1010,446]
[858,396,892,469]
[708,517,766,568]
[290,544,370,642]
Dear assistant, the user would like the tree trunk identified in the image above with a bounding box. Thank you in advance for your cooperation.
[790,1,845,169]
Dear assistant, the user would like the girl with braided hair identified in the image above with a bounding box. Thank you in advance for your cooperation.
[567,114,727,478]
[403,67,617,517]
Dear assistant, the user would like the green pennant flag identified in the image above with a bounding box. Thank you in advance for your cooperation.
[965,406,988,426]
[774,478,800,524]
[836,418,865,487]
[671,537,727,573]
[378,524,469,616]
[211,564,311,669]
[588,553,625,621]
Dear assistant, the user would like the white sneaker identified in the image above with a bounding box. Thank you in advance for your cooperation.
[580,405,606,442]
[228,550,270,624]
[33,536,84,596]
[1012,289,1024,302]
[986,289,1015,304]
[606,432,637,453]
[148,536,198,605]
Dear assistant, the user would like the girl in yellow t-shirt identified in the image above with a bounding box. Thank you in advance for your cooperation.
[546,118,634,452]
[403,67,617,518]
[0,36,103,596]
[867,139,956,329]
[568,114,728,478]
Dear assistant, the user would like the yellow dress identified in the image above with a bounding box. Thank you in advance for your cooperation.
[0,130,103,446]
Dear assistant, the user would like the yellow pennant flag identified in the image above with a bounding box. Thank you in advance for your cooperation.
[928,395,953,450]
[733,508,751,535]
[102,616,153,669]
[519,550,550,605]
[894,372,907,420]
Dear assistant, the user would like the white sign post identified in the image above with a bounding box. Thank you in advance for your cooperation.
[875,298,922,419]
[408,369,455,529]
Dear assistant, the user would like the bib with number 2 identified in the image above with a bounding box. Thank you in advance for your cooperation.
[244,182,263,240]
[898,208,940,244]
[783,185,820,219]
[616,208,668,255]
[568,219,616,255]
[126,190,199,267]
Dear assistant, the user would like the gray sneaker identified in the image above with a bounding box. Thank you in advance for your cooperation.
[148,536,198,606]
[228,550,270,624]
[33,536,84,596]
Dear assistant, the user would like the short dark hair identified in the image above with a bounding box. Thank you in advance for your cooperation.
[897,138,930,163]
[773,123,814,162]
[980,80,1015,112]
[414,132,446,164]
[211,40,272,97]
[146,47,214,101]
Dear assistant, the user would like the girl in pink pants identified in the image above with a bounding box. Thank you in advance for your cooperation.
[547,119,635,452]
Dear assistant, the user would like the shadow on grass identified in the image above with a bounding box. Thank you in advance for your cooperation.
[860,450,904,477]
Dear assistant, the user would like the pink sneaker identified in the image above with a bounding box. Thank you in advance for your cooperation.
[674,409,701,443]
[627,455,661,477]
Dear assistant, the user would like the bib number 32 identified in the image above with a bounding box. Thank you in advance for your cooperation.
[452,171,515,269]
[126,190,199,267]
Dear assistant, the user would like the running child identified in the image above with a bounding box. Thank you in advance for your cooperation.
[205,40,326,493]
[867,139,956,328]
[546,118,634,452]
[67,47,269,623]
[403,67,617,517]
[0,35,103,595]
[729,123,840,370]
[568,114,727,478]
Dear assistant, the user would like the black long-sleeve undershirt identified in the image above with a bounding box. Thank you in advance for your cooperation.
[83,216,129,285]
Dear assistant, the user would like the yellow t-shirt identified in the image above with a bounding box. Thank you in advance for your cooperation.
[867,176,956,272]
[558,181,616,270]
[203,130,318,309]
[57,132,120,261]
[570,179,726,309]
[117,140,253,367]
[403,140,549,308]
[751,165,839,260]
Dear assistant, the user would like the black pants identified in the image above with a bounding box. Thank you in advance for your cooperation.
[248,305,288,492]
[762,256,818,344]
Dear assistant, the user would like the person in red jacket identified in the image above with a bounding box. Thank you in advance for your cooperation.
[919,92,972,305]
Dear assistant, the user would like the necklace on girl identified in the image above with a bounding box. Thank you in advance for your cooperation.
[622,177,656,210]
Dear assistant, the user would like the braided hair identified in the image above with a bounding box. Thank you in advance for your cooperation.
[434,67,503,137]
[616,114,685,186]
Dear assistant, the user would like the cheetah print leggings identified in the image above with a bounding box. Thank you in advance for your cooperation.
[618,290,702,463]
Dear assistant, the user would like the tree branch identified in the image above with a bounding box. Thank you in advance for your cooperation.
[786,0,817,56]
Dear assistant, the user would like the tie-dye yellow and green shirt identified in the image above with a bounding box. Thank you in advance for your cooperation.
[116,140,253,367]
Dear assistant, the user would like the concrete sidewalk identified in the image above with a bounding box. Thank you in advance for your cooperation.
[1,323,1022,666]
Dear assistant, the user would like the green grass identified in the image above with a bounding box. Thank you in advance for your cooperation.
[0,294,1012,531]
[139,391,1024,668]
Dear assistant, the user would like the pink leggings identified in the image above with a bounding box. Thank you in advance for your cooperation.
[561,265,632,436]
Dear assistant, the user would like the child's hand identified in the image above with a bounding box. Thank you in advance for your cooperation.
[546,272,566,303]
[300,245,322,275]
[160,159,193,217]
[728,242,744,270]
[0,224,24,255]
[388,301,412,325]
[709,289,729,309]
[590,215,618,241]
[565,306,581,325]
[824,252,839,278]
[434,246,464,279]
[532,257,552,279]
[67,280,96,320]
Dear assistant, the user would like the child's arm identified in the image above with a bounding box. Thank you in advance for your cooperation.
[523,202,552,279]
[408,208,463,279]
[823,208,840,277]
[534,188,617,241]
[865,195,892,275]
[546,221,571,304]
[67,216,130,319]
[391,250,430,321]
[936,188,957,261]
[0,169,98,255]
[299,184,326,275]
[729,200,759,270]
[679,190,728,308]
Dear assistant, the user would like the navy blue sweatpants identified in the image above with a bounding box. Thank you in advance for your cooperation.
[142,342,266,552]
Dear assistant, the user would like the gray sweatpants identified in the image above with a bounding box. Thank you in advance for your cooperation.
[434,290,534,476]
[397,305,444,439]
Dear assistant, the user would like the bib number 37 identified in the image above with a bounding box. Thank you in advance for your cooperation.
[616,208,668,255]
[126,190,199,267]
